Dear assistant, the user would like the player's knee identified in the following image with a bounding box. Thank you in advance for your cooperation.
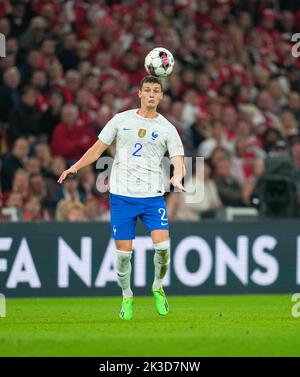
[115,240,132,251]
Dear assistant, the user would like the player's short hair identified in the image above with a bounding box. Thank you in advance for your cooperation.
[140,75,163,91]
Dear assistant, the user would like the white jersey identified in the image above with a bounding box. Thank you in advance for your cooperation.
[98,109,184,197]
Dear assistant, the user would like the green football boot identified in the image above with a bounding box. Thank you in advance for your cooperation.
[152,288,169,316]
[119,297,133,320]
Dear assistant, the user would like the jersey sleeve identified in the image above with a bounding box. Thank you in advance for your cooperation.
[98,115,119,145]
[166,126,184,157]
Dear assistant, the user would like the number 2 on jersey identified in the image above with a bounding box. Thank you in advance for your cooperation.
[132,143,143,157]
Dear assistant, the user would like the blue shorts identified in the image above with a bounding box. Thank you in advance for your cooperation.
[109,193,169,240]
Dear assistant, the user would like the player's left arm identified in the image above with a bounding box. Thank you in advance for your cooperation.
[170,155,186,192]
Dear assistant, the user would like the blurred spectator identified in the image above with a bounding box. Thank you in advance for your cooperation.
[39,90,64,142]
[19,49,43,85]
[183,161,222,218]
[187,110,211,155]
[30,69,49,112]
[23,196,43,221]
[198,119,233,159]
[10,168,30,203]
[19,16,48,52]
[261,128,282,153]
[51,103,95,161]
[181,89,199,129]
[77,166,97,197]
[6,1,31,38]
[55,199,71,221]
[89,105,112,136]
[75,88,96,124]
[64,69,81,99]
[213,157,250,207]
[0,16,11,37]
[84,196,102,221]
[47,156,66,181]
[55,175,85,205]
[0,66,21,122]
[83,73,100,100]
[66,202,86,222]
[291,139,300,202]
[209,147,229,172]
[287,92,300,127]
[25,156,41,176]
[2,137,28,191]
[8,86,40,145]
[4,192,23,220]
[230,136,257,184]
[166,101,184,131]
[280,110,299,139]
[29,172,54,214]
[165,74,183,102]
[55,199,86,222]
[42,156,66,214]
[34,141,52,173]
[222,106,238,140]
[41,38,58,68]
[76,40,92,63]
[56,32,79,72]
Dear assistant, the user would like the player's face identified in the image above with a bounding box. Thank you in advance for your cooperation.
[138,83,163,109]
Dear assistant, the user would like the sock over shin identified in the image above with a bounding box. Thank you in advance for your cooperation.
[152,240,170,290]
[116,250,133,298]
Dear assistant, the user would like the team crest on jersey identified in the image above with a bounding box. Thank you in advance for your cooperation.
[151,131,158,140]
[138,128,146,138]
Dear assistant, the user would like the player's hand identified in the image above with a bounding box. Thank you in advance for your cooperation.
[57,166,77,184]
[169,176,187,192]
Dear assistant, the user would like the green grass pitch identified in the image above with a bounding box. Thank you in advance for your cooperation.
[0,294,299,356]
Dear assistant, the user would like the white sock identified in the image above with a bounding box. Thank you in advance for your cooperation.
[116,250,133,298]
[152,240,170,290]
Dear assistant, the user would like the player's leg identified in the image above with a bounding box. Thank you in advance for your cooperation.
[150,229,170,316]
[110,194,137,320]
[115,240,134,321]
[115,239,133,299]
[140,197,170,315]
[151,229,170,291]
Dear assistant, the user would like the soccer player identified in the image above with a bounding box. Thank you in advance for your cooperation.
[58,75,186,320]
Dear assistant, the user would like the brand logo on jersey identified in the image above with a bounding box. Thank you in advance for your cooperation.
[123,128,132,131]
[113,225,117,235]
[151,131,158,140]
[138,128,146,138]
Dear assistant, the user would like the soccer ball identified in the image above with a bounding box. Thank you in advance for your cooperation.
[144,47,174,77]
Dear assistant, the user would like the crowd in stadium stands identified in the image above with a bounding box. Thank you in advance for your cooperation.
[0,0,300,221]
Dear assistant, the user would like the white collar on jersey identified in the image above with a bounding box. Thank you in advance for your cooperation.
[135,109,161,120]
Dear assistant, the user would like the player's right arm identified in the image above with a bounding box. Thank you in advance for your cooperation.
[57,139,108,184]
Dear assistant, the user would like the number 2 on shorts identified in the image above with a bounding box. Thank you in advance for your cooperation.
[159,208,168,225]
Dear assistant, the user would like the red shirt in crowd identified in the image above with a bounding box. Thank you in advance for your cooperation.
[51,120,96,161]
